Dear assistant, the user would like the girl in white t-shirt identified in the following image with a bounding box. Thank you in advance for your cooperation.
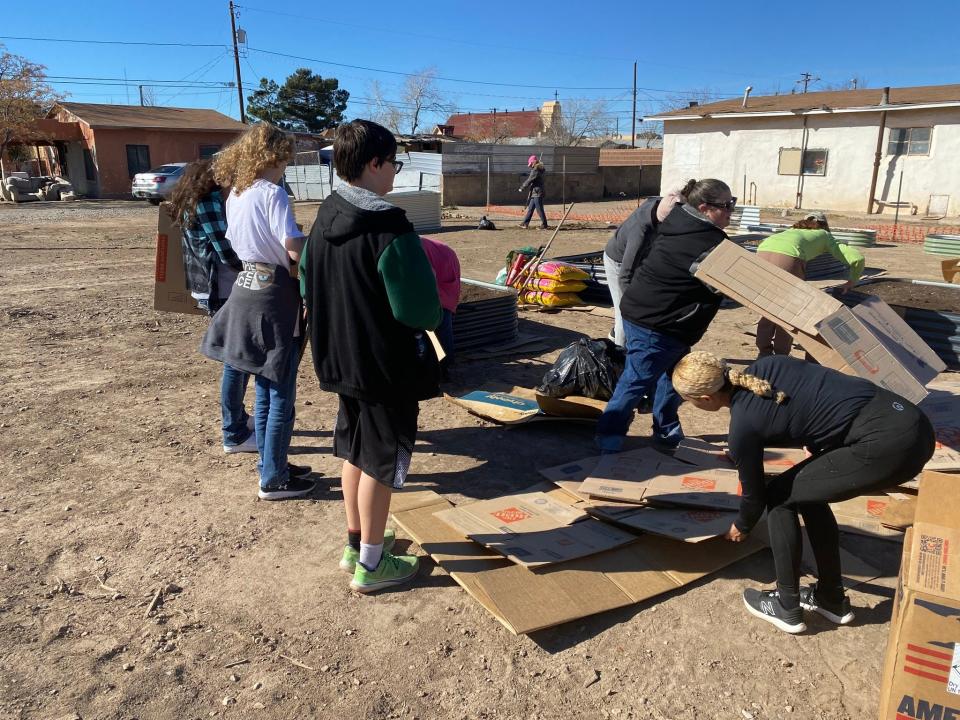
[201,123,313,500]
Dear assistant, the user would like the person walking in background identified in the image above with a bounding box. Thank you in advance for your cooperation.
[602,190,682,346]
[595,179,734,453]
[518,155,548,230]
[420,236,461,374]
[755,211,865,357]
[301,119,442,594]
[671,351,934,634]
[167,160,255,455]
[201,123,314,500]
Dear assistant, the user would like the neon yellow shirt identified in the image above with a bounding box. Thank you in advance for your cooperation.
[757,228,864,281]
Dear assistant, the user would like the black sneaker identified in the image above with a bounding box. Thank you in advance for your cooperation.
[287,462,312,480]
[258,477,316,501]
[743,588,807,634]
[799,584,855,625]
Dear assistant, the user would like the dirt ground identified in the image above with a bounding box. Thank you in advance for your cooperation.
[0,200,954,720]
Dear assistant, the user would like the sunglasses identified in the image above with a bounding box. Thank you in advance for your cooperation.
[707,197,737,210]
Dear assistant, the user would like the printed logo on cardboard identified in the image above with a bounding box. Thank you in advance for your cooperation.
[682,476,716,491]
[894,694,960,719]
[901,642,953,685]
[867,499,889,517]
[492,507,533,524]
[687,510,723,523]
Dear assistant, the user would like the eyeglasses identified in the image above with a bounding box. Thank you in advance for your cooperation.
[707,197,737,210]
[389,159,404,173]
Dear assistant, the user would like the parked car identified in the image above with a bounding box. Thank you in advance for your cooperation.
[131,163,187,205]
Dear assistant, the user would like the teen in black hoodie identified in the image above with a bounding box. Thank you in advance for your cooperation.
[595,178,735,452]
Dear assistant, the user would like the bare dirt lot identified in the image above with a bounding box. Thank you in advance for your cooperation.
[0,200,953,720]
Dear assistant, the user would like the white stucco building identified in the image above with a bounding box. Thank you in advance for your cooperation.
[647,84,960,216]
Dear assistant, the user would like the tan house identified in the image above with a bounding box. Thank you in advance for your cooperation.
[28,103,246,197]
[647,84,960,216]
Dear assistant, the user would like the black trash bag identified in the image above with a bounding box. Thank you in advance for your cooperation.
[478,215,497,230]
[537,338,625,400]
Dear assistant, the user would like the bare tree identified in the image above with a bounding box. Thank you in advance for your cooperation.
[820,76,869,91]
[0,45,63,182]
[658,87,724,113]
[542,98,614,147]
[368,67,456,135]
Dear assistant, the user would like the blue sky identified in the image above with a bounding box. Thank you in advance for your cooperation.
[3,0,959,128]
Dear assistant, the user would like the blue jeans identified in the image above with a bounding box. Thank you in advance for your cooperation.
[254,348,301,489]
[221,363,251,446]
[522,195,547,228]
[595,320,688,452]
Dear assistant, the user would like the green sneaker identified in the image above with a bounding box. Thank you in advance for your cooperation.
[349,550,419,594]
[338,529,396,573]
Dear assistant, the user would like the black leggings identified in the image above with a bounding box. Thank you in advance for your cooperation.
[764,388,935,607]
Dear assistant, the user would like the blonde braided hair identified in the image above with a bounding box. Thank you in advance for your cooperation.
[672,351,787,403]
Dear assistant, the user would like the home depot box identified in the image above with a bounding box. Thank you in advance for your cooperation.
[695,240,944,404]
[830,495,906,541]
[877,472,960,719]
[154,204,204,316]
[921,379,960,471]
[433,491,636,567]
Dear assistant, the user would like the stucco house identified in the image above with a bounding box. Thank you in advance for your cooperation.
[25,103,246,198]
[647,84,960,216]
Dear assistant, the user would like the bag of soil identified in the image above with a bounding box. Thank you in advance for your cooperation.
[537,338,625,400]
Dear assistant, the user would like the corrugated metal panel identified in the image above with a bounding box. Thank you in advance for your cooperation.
[406,152,443,176]
[387,191,442,233]
[598,149,663,167]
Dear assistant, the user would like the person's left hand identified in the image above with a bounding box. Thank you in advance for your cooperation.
[725,523,746,542]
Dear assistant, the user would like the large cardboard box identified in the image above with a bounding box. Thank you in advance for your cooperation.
[433,491,635,567]
[391,483,765,634]
[877,472,960,719]
[694,240,944,404]
[154,204,204,316]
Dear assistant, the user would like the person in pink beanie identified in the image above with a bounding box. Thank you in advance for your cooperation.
[518,154,548,229]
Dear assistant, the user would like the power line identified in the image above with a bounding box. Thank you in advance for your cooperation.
[0,35,228,49]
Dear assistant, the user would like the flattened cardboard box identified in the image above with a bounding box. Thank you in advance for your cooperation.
[154,204,205,316]
[829,495,905,540]
[673,437,807,474]
[445,389,603,425]
[695,240,944,404]
[921,379,960,471]
[877,472,960,720]
[433,491,635,567]
[586,501,737,543]
[391,483,765,635]
[580,448,743,511]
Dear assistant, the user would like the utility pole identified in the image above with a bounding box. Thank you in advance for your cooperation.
[138,85,144,107]
[229,0,246,123]
[797,72,819,93]
[851,78,859,89]
[631,61,637,148]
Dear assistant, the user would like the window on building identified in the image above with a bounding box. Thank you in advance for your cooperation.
[198,144,221,159]
[125,145,152,178]
[778,147,828,176]
[83,149,97,181]
[887,127,931,156]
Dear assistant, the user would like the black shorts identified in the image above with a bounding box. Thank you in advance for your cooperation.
[333,395,419,489]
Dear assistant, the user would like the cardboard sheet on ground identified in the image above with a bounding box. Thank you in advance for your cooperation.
[920,378,960,471]
[433,492,635,567]
[586,501,736,543]
[830,495,906,541]
[580,448,743,510]
[673,437,807,474]
[445,388,604,425]
[391,484,765,635]
[694,240,945,404]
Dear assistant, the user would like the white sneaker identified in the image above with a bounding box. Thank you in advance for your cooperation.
[223,432,258,454]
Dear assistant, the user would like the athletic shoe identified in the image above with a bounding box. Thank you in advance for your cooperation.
[338,529,397,573]
[349,551,419,594]
[287,462,312,480]
[742,588,807,634]
[223,432,258,454]
[257,477,316,501]
[799,584,855,625]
